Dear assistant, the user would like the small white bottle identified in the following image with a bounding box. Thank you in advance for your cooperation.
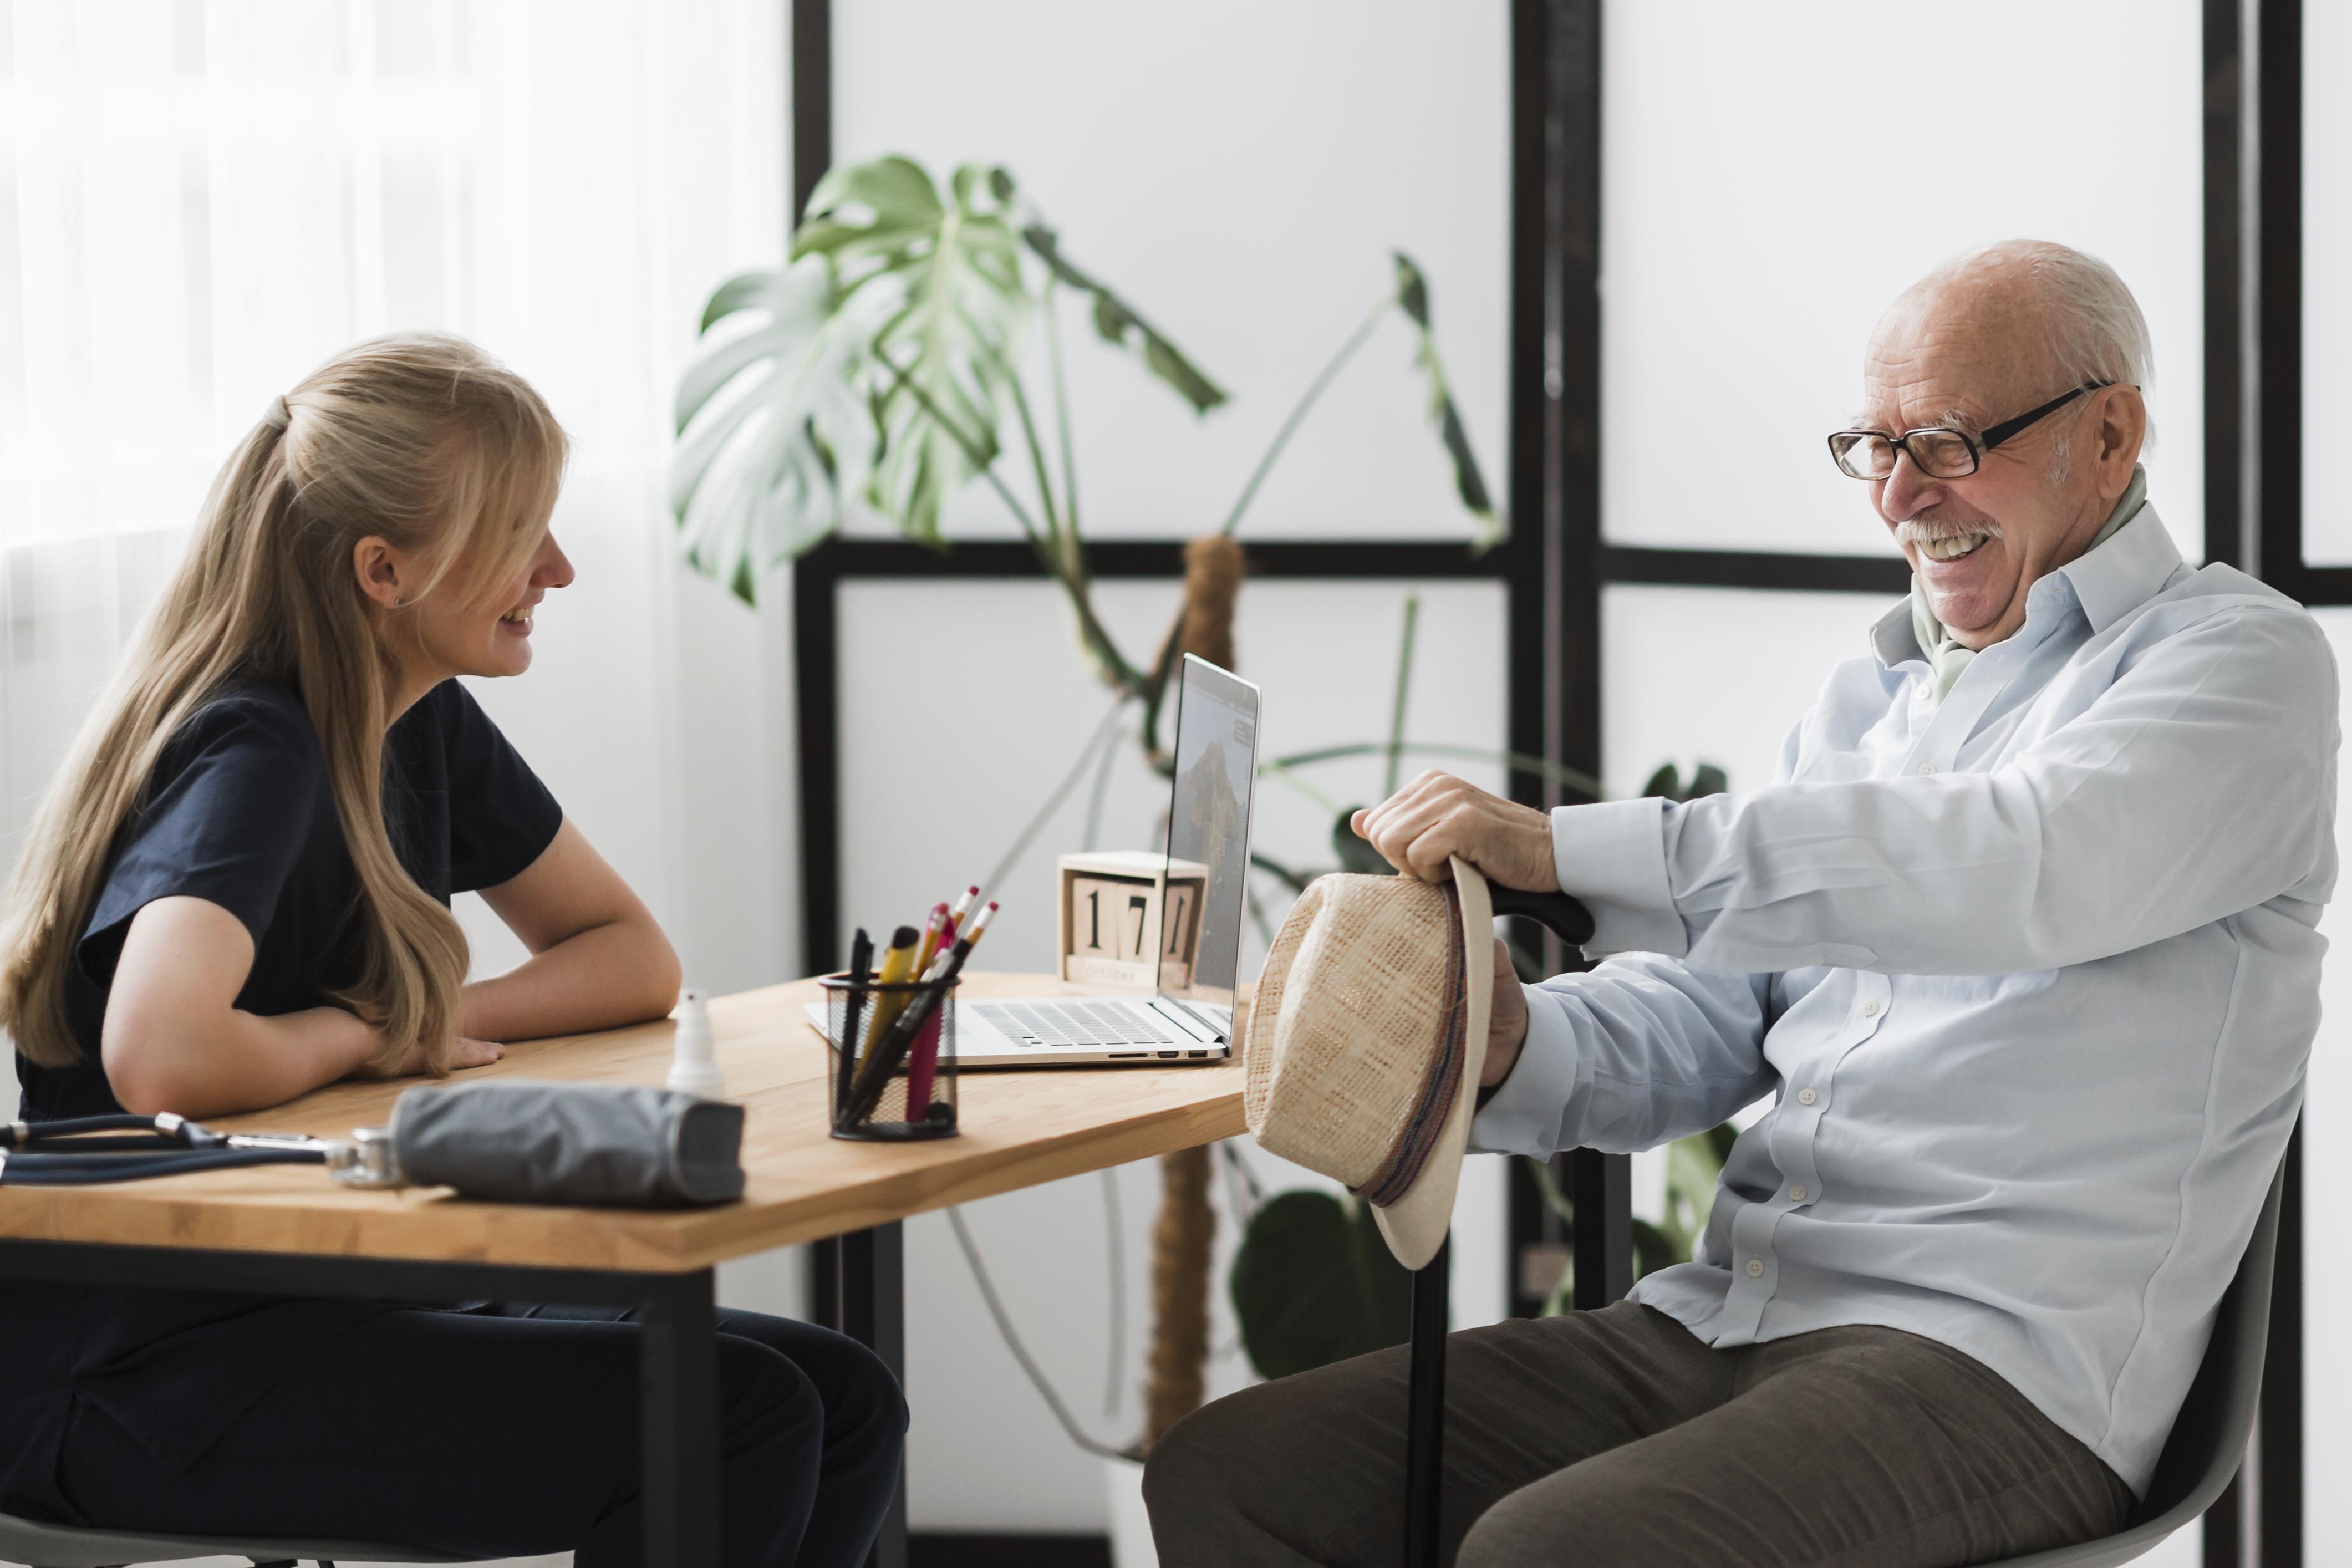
[666,989,726,1098]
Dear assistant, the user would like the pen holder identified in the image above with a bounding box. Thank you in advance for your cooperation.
[821,974,960,1142]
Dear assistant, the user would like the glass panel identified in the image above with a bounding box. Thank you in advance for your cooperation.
[1604,2,2203,557]
[1602,583,1890,800]
[2305,7,2352,563]
[832,1,1507,543]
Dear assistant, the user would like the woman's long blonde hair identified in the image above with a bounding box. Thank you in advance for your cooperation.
[0,333,567,1073]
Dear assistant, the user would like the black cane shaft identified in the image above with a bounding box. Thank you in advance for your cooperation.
[1405,1235,1450,1568]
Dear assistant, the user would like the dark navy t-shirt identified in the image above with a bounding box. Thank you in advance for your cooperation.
[0,678,563,1518]
[19,676,563,1120]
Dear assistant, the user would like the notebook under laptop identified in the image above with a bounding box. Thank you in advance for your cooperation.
[805,654,1261,1066]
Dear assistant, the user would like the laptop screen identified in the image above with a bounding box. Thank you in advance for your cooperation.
[1162,655,1260,1010]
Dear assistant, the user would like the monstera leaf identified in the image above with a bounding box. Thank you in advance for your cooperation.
[671,257,880,603]
[1021,222,1226,415]
[1393,252,1499,546]
[1230,1189,1414,1379]
[795,156,1032,543]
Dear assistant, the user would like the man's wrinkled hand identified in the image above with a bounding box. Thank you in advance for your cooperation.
[1351,771,1559,892]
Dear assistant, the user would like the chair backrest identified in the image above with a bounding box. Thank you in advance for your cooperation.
[1992,1149,2288,1568]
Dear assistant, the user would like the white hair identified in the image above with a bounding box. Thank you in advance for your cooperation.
[1918,240,2155,478]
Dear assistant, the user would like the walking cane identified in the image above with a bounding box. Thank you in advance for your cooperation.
[1405,1235,1451,1568]
[1403,888,1594,1568]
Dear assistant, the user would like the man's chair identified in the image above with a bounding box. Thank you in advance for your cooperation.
[0,1512,469,1568]
[1993,1150,2288,1567]
[1399,1149,2287,1568]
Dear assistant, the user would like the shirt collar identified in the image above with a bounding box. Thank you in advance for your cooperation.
[1867,491,2183,669]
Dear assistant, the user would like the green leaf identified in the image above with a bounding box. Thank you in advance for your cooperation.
[1391,251,1499,544]
[1021,222,1228,415]
[1230,1189,1413,1381]
[1330,807,1394,875]
[797,156,1032,543]
[1641,763,1681,800]
[1687,763,1729,799]
[669,257,881,602]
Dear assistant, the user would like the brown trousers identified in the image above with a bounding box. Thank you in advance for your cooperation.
[1142,1300,2133,1568]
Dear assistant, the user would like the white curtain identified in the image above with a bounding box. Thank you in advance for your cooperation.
[0,0,799,1011]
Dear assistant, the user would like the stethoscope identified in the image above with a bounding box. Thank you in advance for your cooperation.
[0,1113,402,1187]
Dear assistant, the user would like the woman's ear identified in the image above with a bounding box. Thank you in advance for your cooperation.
[352,536,407,610]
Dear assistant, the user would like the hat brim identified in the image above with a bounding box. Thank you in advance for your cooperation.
[1370,856,1493,1272]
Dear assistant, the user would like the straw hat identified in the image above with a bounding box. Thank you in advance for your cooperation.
[1241,856,1493,1271]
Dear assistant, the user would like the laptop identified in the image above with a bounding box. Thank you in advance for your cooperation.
[806,654,1261,1066]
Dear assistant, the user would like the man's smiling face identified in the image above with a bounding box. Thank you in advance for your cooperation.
[1859,273,2146,650]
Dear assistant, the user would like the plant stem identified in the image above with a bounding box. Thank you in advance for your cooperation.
[1217,295,1392,538]
[1006,370,1067,559]
[1384,594,1419,798]
[875,349,1146,694]
[1045,276,1082,538]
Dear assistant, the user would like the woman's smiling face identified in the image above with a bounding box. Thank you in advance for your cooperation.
[415,527,577,681]
[353,522,576,710]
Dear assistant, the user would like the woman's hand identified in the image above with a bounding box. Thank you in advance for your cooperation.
[1353,771,1559,891]
[351,1032,506,1081]
[1483,937,1530,1088]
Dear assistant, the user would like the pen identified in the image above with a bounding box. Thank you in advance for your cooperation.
[837,928,874,1121]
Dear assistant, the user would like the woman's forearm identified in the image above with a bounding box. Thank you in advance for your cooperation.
[460,913,681,1044]
[106,1004,379,1119]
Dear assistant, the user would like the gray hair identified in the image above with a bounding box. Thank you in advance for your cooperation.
[1920,240,2155,477]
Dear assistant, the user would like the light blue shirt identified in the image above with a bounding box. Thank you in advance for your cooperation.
[1470,501,2339,1494]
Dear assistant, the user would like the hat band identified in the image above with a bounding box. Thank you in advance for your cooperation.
[1351,883,1468,1209]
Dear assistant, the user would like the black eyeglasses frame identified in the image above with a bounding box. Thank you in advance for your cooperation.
[1825,381,2118,481]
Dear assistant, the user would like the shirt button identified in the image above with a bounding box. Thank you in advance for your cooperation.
[1798,1088,1818,1106]
[1789,1185,1807,1201]
[1917,762,1937,776]
[1747,1258,1765,1278]
[1862,999,1881,1017]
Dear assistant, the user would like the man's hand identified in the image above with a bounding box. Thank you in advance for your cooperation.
[1352,771,1559,892]
[1483,936,1529,1088]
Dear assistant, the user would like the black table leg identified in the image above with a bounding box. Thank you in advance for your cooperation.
[1405,1235,1450,1568]
[827,1223,908,1568]
[642,1267,722,1567]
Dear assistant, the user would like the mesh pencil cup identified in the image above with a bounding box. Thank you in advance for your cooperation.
[822,973,959,1141]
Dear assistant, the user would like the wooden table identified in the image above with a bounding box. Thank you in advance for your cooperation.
[0,973,1246,1567]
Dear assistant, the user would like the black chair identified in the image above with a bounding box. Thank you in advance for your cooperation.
[1402,1151,2289,1568]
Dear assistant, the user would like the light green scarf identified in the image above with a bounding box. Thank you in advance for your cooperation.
[1908,465,2149,702]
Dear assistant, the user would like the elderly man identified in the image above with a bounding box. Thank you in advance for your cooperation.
[1143,239,2338,1567]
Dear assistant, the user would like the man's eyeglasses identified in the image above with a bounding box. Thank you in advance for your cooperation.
[1826,382,2114,481]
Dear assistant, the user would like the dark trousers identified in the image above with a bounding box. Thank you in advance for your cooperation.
[52,1300,907,1568]
[1144,1300,2133,1568]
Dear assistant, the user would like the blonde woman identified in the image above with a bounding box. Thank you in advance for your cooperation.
[0,335,904,1567]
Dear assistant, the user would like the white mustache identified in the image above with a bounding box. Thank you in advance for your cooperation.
[1896,517,2002,547]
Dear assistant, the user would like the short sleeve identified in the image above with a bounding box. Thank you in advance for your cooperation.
[433,681,564,892]
[76,691,329,989]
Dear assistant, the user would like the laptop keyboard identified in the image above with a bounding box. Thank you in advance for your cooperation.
[973,1000,1183,1048]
